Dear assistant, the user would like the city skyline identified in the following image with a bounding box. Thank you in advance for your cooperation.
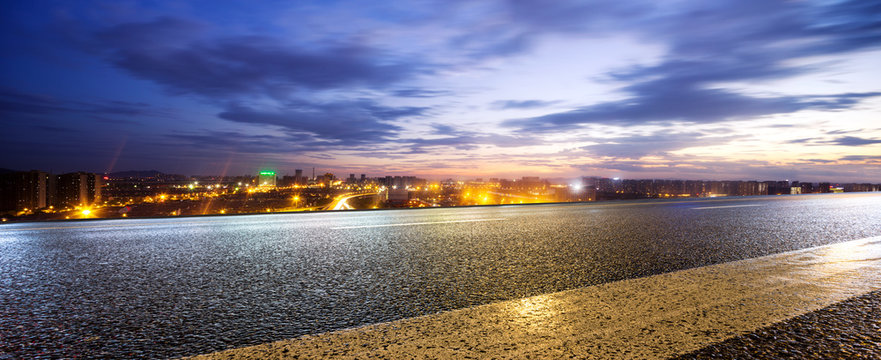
[2,1,881,182]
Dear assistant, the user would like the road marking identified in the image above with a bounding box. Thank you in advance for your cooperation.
[331,218,506,229]
[192,236,881,359]
[692,204,762,210]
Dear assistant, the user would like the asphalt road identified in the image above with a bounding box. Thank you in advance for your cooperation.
[1,193,880,358]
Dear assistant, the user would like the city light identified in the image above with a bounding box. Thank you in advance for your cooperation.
[2,169,878,222]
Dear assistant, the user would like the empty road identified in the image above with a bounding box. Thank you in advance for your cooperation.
[1,193,880,358]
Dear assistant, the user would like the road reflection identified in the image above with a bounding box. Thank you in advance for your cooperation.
[505,294,561,330]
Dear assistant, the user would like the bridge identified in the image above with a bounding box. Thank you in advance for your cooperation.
[323,191,380,210]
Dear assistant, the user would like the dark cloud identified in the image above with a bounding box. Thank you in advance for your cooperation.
[306,154,336,160]
[828,136,881,146]
[93,17,427,97]
[391,88,450,98]
[790,136,881,146]
[826,129,863,135]
[505,79,880,132]
[217,100,426,145]
[166,131,307,154]
[839,155,881,162]
[0,89,166,119]
[491,99,559,110]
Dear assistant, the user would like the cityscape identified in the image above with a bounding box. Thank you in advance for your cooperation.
[3,0,881,359]
[2,167,880,222]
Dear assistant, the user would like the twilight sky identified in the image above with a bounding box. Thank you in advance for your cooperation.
[2,0,880,182]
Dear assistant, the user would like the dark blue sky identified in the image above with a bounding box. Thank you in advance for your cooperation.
[2,0,880,181]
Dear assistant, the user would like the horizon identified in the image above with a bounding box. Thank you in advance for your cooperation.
[2,1,881,182]
[5,166,878,185]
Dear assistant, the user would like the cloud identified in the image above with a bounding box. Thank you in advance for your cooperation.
[391,88,450,98]
[788,136,881,146]
[447,0,650,60]
[839,155,881,162]
[0,88,166,119]
[828,136,881,146]
[217,100,426,145]
[505,76,880,132]
[166,131,308,154]
[491,99,559,110]
[402,123,542,152]
[579,132,739,158]
[501,0,881,132]
[93,17,427,97]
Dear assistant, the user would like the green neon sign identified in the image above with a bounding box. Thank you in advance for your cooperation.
[259,171,276,176]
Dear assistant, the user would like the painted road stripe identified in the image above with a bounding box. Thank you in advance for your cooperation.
[331,218,507,230]
[692,204,762,210]
[190,236,881,359]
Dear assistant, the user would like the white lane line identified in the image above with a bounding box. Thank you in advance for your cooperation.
[331,218,506,230]
[193,236,881,360]
[692,204,762,210]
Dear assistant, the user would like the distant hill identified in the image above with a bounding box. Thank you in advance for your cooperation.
[108,170,166,178]
[0,168,17,174]
[107,170,190,181]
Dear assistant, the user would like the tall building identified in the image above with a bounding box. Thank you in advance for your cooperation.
[257,171,277,188]
[294,169,303,184]
[0,170,54,212]
[56,172,101,208]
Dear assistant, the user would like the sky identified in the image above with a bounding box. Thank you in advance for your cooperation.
[1,0,880,182]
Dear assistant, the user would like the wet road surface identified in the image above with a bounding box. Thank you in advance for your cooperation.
[1,193,880,358]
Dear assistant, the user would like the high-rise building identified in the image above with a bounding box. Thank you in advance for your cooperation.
[294,169,303,184]
[56,172,101,208]
[0,170,54,212]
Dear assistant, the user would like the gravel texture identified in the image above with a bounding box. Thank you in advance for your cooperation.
[675,290,881,359]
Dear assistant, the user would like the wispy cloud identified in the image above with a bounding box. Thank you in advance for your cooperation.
[491,99,559,110]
